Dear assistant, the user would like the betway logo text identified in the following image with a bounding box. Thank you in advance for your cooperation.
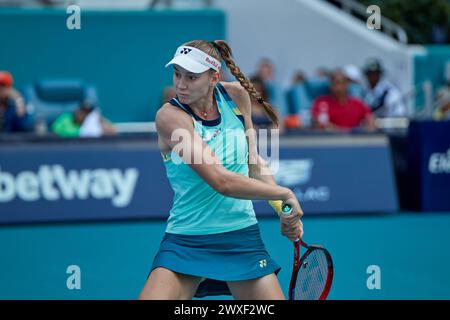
[429,149,450,174]
[0,165,138,207]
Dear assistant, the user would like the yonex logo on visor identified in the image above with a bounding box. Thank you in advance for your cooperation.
[165,45,221,73]
[180,48,192,54]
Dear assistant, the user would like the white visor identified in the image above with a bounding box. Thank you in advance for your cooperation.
[165,45,221,73]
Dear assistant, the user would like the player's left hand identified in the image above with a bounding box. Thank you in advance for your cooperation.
[280,217,303,242]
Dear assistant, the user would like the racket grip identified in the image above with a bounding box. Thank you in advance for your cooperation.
[281,204,293,215]
[279,204,301,243]
[269,200,294,216]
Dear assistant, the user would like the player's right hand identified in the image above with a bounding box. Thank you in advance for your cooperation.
[279,190,304,241]
[281,218,303,242]
[281,191,303,221]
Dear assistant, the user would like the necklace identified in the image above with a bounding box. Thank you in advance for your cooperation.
[196,99,216,118]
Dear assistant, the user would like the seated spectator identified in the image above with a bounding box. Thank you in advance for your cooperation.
[51,101,116,138]
[315,67,331,79]
[343,64,365,99]
[292,70,307,85]
[0,71,33,133]
[433,86,450,120]
[254,58,288,117]
[363,58,408,118]
[311,70,376,132]
[257,58,275,83]
[250,75,281,132]
[284,70,309,129]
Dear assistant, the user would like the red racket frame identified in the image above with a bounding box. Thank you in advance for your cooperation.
[288,239,334,300]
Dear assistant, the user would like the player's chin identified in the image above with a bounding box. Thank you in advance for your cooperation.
[177,94,191,103]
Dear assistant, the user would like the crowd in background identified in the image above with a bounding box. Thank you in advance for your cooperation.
[0,71,116,138]
[2,55,450,138]
[246,57,408,133]
[161,56,449,135]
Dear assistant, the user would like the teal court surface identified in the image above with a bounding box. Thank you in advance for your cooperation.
[1,212,450,300]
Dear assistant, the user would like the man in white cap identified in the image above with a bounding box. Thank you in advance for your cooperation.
[362,58,408,118]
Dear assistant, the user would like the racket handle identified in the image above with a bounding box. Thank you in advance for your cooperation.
[280,204,301,243]
[268,200,294,216]
[281,203,293,215]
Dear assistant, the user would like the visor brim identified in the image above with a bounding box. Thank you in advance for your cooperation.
[165,56,210,74]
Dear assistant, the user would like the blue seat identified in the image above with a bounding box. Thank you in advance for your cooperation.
[22,79,98,126]
[305,78,365,100]
[286,84,313,114]
[304,78,330,98]
[348,83,364,99]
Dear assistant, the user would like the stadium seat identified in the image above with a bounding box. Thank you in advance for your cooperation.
[304,78,365,100]
[21,79,98,126]
[285,84,314,127]
[348,83,364,99]
[286,84,312,114]
[304,78,330,98]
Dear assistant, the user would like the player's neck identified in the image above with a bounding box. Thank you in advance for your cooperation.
[190,90,217,119]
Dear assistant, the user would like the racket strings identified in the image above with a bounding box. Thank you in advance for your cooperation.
[294,249,330,300]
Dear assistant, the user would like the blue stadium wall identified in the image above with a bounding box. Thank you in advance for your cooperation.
[0,8,226,122]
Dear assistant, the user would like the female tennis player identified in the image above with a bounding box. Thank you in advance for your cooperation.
[139,40,303,300]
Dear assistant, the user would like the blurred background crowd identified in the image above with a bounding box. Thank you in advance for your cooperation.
[1,0,449,139]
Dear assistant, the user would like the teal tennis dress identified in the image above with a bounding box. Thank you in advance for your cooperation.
[151,83,281,298]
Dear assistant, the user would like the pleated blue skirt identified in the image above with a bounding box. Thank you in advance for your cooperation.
[150,223,281,298]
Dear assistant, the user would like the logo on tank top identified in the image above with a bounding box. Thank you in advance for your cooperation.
[201,128,221,142]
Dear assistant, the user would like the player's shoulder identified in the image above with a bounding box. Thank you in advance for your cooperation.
[220,81,247,100]
[156,102,174,122]
[156,102,192,132]
[220,81,251,116]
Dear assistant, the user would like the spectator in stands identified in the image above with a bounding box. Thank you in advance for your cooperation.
[0,71,33,133]
[257,58,275,82]
[250,75,281,132]
[315,67,331,79]
[283,71,308,129]
[343,64,364,99]
[292,70,306,85]
[254,58,288,117]
[311,70,376,132]
[343,64,363,85]
[362,58,408,118]
[433,86,450,120]
[51,101,116,137]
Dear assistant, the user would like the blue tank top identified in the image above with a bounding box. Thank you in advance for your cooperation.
[162,83,257,235]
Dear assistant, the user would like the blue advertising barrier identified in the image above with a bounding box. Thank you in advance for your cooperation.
[408,120,450,211]
[0,141,172,223]
[0,136,398,224]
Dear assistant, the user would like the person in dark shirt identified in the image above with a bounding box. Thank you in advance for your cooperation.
[0,71,33,133]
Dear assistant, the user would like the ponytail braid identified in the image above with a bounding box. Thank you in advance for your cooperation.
[211,40,279,127]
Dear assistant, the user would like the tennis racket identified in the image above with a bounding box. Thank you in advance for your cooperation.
[271,201,334,300]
